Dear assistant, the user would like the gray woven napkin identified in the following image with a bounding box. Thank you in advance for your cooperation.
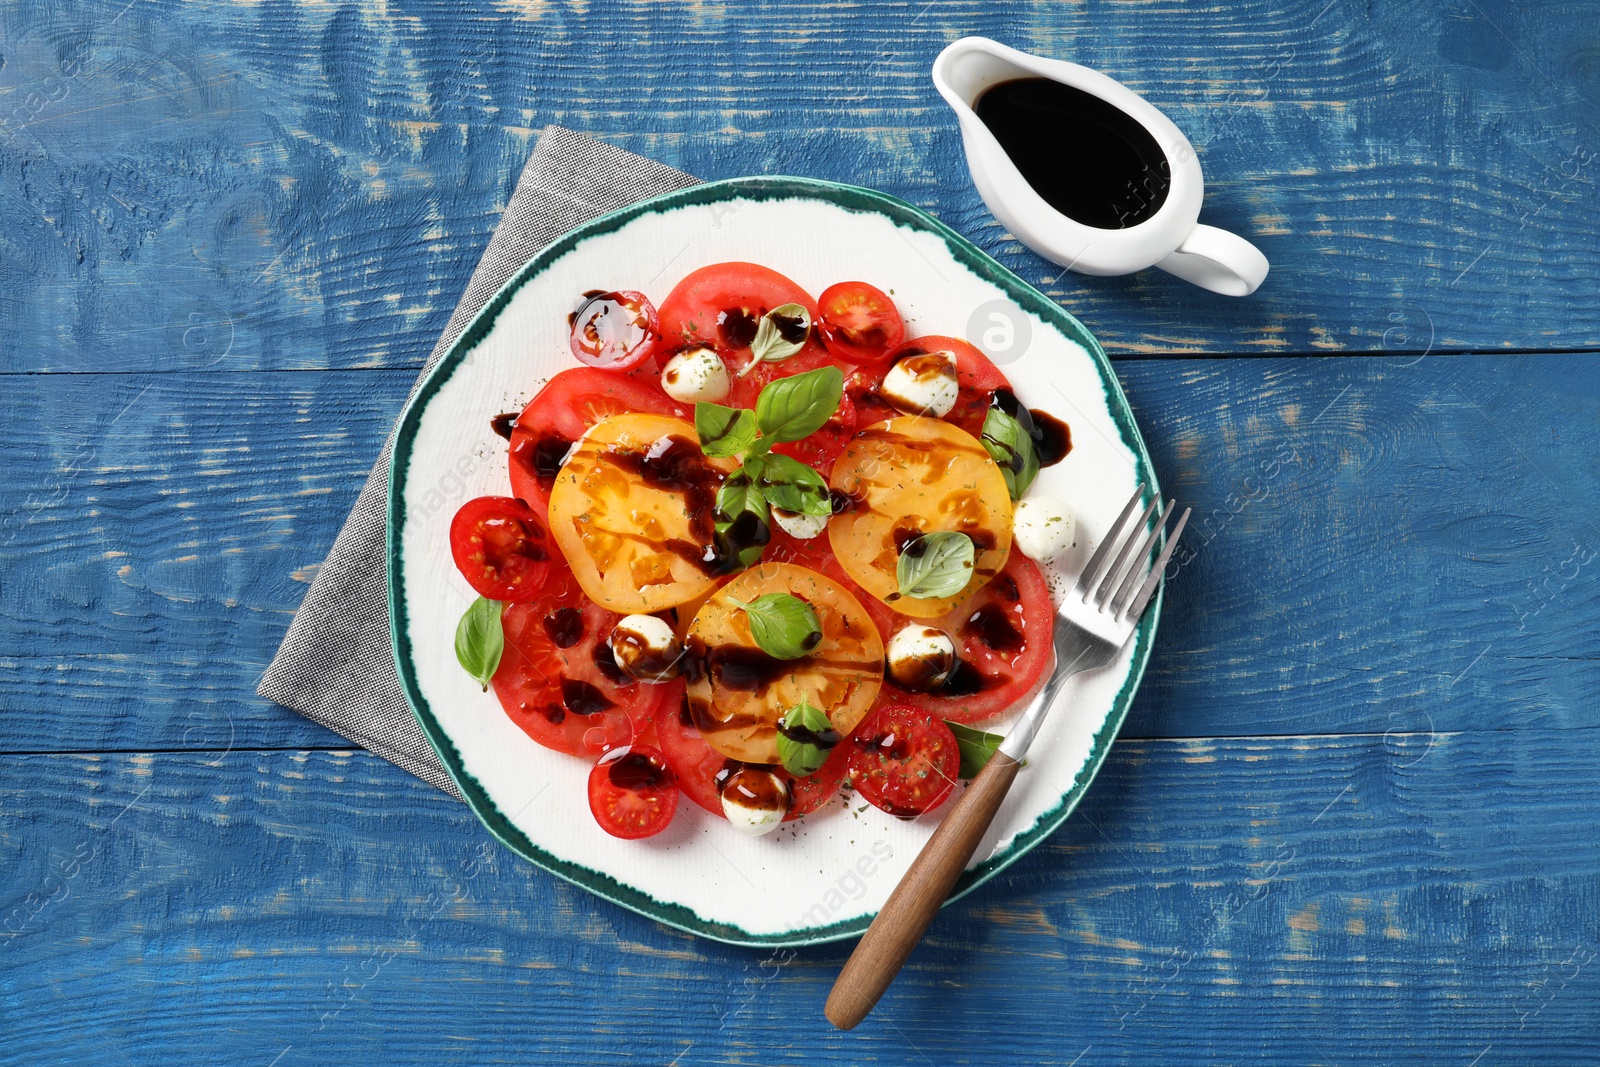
[257,127,700,795]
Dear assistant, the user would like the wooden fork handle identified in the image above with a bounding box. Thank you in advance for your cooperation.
[825,751,1023,1030]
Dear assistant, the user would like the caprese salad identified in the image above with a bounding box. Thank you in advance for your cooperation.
[447,262,1078,840]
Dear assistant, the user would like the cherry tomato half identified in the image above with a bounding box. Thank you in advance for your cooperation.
[449,496,552,602]
[568,290,661,371]
[846,704,962,818]
[507,367,688,520]
[816,281,905,363]
[588,744,679,839]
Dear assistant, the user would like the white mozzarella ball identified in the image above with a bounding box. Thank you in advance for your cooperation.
[720,768,790,835]
[885,625,957,691]
[660,345,731,403]
[1011,496,1076,563]
[771,507,829,540]
[609,614,683,682]
[880,350,959,417]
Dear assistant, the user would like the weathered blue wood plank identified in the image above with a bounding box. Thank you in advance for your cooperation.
[1,0,1597,376]
[3,738,1596,1064]
[3,353,1598,752]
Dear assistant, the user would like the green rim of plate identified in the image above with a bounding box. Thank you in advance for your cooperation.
[387,175,1161,948]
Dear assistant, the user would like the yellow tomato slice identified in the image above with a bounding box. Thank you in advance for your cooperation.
[685,562,884,764]
[827,415,1013,617]
[547,413,737,614]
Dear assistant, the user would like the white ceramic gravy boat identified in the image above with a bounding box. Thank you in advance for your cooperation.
[933,37,1269,297]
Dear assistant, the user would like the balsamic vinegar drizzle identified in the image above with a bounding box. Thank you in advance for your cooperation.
[490,412,519,440]
[991,387,1072,467]
[974,77,1172,230]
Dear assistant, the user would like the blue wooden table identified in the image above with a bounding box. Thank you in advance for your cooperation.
[4,0,1599,1062]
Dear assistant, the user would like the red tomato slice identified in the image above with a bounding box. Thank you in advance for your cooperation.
[846,704,962,817]
[588,745,679,839]
[656,262,829,407]
[507,368,688,519]
[492,570,680,758]
[769,387,857,477]
[882,336,1012,437]
[449,496,552,602]
[889,552,1055,725]
[653,695,728,816]
[568,290,661,371]
[816,281,905,363]
[844,367,902,428]
[782,742,850,820]
[728,346,836,410]
[653,692,849,821]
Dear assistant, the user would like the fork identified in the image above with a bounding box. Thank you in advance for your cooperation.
[825,484,1190,1030]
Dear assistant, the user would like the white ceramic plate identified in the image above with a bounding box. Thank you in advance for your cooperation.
[388,177,1161,946]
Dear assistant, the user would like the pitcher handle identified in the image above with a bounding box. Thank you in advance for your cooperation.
[1155,224,1269,296]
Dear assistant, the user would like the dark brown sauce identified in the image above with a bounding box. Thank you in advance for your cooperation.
[963,602,1024,652]
[683,637,881,732]
[562,679,613,716]
[891,521,926,554]
[490,412,519,440]
[857,729,909,762]
[777,716,841,751]
[831,487,867,515]
[608,750,673,791]
[542,606,584,649]
[591,641,631,686]
[720,766,790,809]
[540,702,565,724]
[865,426,989,459]
[701,644,798,692]
[718,307,759,349]
[974,78,1171,230]
[510,434,573,490]
[710,509,771,575]
[993,574,1020,602]
[990,388,1073,467]
[770,309,809,345]
[939,659,989,697]
[598,434,760,575]
[610,625,681,680]
[885,630,956,692]
[566,288,608,326]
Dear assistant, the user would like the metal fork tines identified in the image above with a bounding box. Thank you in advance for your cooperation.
[997,483,1190,761]
[1079,483,1191,624]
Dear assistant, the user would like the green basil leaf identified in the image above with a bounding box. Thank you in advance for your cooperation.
[980,406,1041,501]
[454,597,504,691]
[729,592,821,661]
[713,463,771,572]
[754,365,844,443]
[695,402,756,458]
[897,531,975,599]
[737,303,812,377]
[946,721,1004,779]
[756,453,832,517]
[776,697,840,778]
